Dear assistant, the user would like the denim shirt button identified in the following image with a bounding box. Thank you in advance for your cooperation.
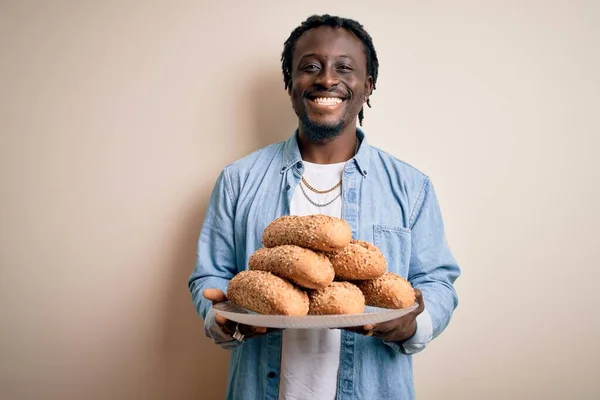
[296,162,302,168]
[268,372,276,378]
[347,189,357,202]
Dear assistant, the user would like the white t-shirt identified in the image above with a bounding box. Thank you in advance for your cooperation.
[278,160,347,400]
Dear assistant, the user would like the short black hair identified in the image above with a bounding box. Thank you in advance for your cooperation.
[281,14,379,126]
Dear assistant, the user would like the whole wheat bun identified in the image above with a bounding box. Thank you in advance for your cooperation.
[307,281,366,315]
[248,245,335,289]
[356,272,415,309]
[262,215,352,252]
[227,270,309,316]
[326,240,386,280]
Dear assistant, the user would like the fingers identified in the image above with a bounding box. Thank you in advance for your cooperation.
[222,321,276,340]
[343,326,367,334]
[343,289,425,340]
[250,325,267,334]
[244,326,283,336]
[368,320,393,333]
[363,324,392,340]
[363,323,398,341]
[203,288,228,303]
[204,287,276,340]
[216,317,236,336]
[414,288,425,314]
[202,288,230,329]
[343,325,375,336]
[215,315,267,337]
[236,324,280,341]
[214,313,229,326]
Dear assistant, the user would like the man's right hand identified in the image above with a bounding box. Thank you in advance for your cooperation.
[203,288,281,341]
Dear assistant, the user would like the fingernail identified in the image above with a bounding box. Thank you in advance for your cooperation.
[364,325,374,330]
[215,314,226,323]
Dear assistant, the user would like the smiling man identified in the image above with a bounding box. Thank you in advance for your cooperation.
[289,25,370,149]
[189,14,460,400]
[286,22,374,163]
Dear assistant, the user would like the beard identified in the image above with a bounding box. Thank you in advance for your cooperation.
[299,113,345,143]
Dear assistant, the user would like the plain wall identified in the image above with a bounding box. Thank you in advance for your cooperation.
[1,1,599,399]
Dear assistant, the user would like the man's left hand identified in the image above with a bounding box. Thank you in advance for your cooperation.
[346,288,425,342]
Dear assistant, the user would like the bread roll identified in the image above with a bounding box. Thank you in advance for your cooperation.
[327,240,386,280]
[308,282,365,315]
[227,270,309,316]
[262,215,352,252]
[356,272,415,309]
[249,245,335,289]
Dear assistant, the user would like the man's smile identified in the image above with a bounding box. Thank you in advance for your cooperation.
[306,93,348,110]
[309,96,345,107]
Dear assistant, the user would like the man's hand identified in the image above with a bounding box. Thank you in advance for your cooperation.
[346,288,425,343]
[203,288,281,341]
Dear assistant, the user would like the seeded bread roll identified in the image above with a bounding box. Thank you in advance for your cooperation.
[356,272,415,309]
[327,240,386,280]
[262,215,352,252]
[308,281,366,315]
[227,270,309,316]
[249,245,335,290]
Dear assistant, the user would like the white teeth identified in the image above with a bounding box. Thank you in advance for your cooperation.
[313,97,342,105]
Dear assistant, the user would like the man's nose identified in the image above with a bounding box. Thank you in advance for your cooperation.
[315,66,339,88]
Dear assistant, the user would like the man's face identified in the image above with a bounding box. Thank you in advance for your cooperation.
[289,26,373,142]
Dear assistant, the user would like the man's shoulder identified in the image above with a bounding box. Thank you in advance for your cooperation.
[369,144,430,183]
[222,141,285,179]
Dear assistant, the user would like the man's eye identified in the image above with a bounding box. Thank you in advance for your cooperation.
[338,65,353,71]
[302,64,319,71]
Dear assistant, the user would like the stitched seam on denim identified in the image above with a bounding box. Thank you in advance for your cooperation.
[409,177,429,229]
[282,146,290,172]
[374,224,411,234]
[373,226,381,249]
[222,167,235,206]
[280,139,291,172]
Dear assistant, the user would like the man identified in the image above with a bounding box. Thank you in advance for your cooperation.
[189,14,460,400]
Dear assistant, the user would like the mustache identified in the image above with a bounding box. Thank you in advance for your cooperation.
[302,86,350,99]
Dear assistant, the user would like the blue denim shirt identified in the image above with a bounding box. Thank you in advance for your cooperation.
[189,129,460,400]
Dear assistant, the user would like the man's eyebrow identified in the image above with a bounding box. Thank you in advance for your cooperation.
[297,53,356,61]
[298,52,318,59]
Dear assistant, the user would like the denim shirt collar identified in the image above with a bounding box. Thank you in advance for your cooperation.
[281,127,371,177]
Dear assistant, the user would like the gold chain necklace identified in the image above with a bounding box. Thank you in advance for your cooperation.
[301,176,342,194]
[299,139,360,207]
[299,182,341,207]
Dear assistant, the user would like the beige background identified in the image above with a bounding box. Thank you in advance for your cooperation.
[1,1,599,399]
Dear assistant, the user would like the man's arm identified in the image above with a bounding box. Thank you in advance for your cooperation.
[188,168,241,349]
[399,177,460,354]
[353,177,459,353]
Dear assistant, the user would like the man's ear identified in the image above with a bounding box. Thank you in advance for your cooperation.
[364,76,374,102]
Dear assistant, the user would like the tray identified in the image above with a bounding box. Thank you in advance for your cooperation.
[211,301,418,329]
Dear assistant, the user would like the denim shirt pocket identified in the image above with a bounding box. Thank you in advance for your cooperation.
[373,225,412,278]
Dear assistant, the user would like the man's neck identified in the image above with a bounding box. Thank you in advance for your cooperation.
[298,126,358,164]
